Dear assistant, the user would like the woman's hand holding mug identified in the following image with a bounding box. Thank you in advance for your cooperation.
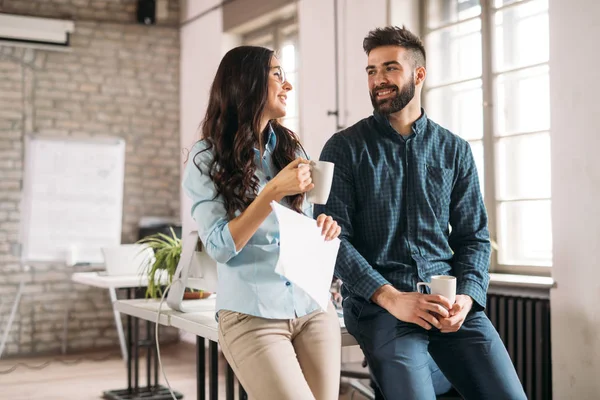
[267,158,314,201]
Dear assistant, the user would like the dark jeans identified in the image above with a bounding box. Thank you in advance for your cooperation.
[344,297,527,400]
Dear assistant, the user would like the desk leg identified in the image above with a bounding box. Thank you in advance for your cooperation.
[146,320,152,388]
[209,341,218,400]
[134,315,139,391]
[239,383,248,400]
[197,337,206,400]
[226,363,234,400]
[153,321,159,387]
[109,287,128,362]
[127,288,133,393]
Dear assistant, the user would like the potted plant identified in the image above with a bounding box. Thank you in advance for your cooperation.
[137,228,210,300]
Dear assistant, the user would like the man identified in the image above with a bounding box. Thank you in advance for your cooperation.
[316,26,526,399]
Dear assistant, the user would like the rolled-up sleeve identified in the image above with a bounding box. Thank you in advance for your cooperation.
[182,143,240,264]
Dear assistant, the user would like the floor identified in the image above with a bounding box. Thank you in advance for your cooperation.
[0,342,370,400]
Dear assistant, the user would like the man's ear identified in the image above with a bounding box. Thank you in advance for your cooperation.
[415,66,427,86]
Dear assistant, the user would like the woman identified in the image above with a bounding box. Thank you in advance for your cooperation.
[182,46,342,400]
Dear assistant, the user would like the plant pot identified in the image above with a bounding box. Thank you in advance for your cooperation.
[183,291,212,300]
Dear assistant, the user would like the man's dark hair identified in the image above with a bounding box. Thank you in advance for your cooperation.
[363,25,426,68]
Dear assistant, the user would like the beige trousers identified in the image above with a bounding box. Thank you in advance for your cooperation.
[218,303,341,400]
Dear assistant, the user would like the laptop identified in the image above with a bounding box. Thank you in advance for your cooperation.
[101,244,154,276]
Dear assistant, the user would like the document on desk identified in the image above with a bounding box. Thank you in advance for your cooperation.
[271,201,340,311]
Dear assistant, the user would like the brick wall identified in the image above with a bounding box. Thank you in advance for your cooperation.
[0,1,181,357]
[0,0,180,26]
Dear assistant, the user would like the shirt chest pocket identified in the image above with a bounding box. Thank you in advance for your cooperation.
[425,165,454,211]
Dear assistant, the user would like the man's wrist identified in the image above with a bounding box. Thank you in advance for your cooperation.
[458,294,474,311]
[465,295,474,309]
[371,284,399,309]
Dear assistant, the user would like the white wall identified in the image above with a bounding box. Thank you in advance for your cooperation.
[297,0,337,159]
[337,0,388,130]
[390,0,421,33]
[549,0,600,398]
[180,1,226,237]
[298,0,394,159]
[180,0,221,22]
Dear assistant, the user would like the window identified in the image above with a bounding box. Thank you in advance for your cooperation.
[423,0,551,274]
[243,19,301,135]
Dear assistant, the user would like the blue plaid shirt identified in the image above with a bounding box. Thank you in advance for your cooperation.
[316,110,490,310]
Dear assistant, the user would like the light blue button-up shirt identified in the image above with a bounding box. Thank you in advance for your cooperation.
[182,127,320,319]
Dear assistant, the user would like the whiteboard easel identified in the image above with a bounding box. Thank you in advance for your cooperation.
[3,136,126,357]
[19,135,126,266]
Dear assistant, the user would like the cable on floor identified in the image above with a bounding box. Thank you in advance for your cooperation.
[0,351,121,375]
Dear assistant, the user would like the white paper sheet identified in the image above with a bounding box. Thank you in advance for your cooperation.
[271,201,340,311]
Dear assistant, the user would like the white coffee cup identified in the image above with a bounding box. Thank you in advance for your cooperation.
[416,275,456,305]
[304,160,335,205]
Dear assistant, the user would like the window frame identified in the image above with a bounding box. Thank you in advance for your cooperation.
[421,0,552,276]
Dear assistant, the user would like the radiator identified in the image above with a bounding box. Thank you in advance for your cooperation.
[486,294,552,400]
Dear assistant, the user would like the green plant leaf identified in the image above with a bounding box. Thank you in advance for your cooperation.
[136,229,182,299]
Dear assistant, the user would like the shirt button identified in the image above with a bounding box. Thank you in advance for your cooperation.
[286,281,291,286]
[266,176,271,181]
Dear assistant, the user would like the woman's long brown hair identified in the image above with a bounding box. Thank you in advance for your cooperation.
[194,46,305,220]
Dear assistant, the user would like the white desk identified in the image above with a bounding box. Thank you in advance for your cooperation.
[113,298,358,346]
[71,272,151,288]
[70,272,169,361]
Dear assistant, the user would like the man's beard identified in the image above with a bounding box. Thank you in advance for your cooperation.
[370,73,416,115]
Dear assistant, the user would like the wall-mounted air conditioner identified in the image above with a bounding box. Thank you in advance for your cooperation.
[0,13,75,51]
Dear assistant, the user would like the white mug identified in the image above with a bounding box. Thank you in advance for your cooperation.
[416,275,456,305]
[304,160,335,205]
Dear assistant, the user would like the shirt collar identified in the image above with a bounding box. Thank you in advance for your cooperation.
[265,123,277,152]
[373,108,428,137]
